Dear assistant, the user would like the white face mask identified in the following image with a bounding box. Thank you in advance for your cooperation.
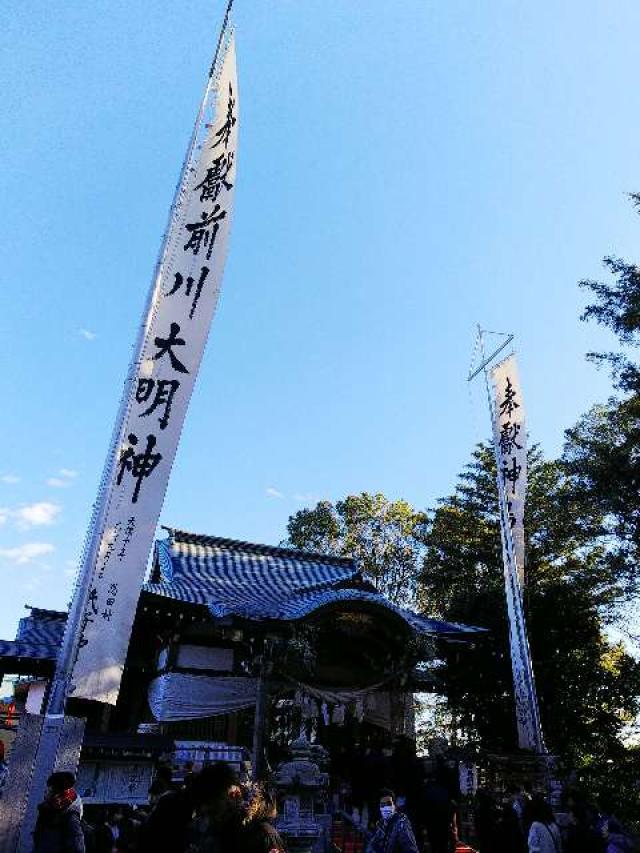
[380,804,395,821]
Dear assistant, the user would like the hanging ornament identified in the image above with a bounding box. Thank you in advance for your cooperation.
[332,704,345,726]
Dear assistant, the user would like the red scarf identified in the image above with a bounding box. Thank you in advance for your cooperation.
[48,788,77,811]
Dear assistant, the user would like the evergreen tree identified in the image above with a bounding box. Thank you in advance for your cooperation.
[563,199,640,599]
[418,443,640,765]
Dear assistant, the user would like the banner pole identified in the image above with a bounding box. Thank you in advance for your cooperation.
[10,7,236,851]
[474,326,546,755]
[48,1,233,719]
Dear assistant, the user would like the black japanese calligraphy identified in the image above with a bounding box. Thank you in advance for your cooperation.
[87,587,99,615]
[212,83,236,150]
[153,323,189,374]
[117,433,162,504]
[499,377,520,418]
[97,524,120,580]
[167,266,210,320]
[502,456,522,487]
[183,207,226,261]
[78,616,92,648]
[136,377,180,429]
[499,421,523,455]
[117,517,136,560]
[79,588,99,648]
[194,152,234,203]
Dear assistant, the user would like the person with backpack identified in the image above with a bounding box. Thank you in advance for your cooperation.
[33,771,86,853]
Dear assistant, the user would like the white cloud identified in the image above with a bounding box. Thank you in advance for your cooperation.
[0,543,55,564]
[0,474,20,484]
[0,507,9,525]
[47,469,77,488]
[14,502,62,528]
[265,487,284,499]
[79,328,96,341]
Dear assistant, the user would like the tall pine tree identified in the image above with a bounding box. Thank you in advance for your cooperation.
[418,444,640,766]
[563,195,640,602]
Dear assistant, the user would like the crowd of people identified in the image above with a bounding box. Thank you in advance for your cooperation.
[27,763,638,853]
[473,785,637,853]
[32,764,285,853]
[348,769,638,853]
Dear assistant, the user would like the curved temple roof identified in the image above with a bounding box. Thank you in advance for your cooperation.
[0,608,67,674]
[0,532,485,672]
[145,529,485,639]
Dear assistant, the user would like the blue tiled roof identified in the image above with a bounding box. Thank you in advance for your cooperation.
[145,530,484,638]
[0,640,58,660]
[16,609,66,647]
[0,608,67,663]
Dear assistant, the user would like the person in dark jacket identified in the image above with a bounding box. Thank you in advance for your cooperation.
[366,789,420,853]
[565,796,606,853]
[91,809,115,853]
[422,773,456,853]
[139,762,240,853]
[33,771,85,853]
[239,786,285,853]
[186,766,245,853]
[496,792,527,853]
[474,789,499,853]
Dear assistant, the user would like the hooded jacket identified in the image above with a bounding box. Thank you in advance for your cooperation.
[33,793,85,853]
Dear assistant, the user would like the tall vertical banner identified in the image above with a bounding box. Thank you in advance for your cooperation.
[69,36,238,704]
[491,356,526,587]
[490,356,545,753]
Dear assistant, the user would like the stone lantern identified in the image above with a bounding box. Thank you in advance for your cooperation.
[272,734,330,853]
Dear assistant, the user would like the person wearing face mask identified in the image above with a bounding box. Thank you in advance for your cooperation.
[366,789,420,853]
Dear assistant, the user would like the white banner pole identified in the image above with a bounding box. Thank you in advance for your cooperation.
[49,2,235,716]
[12,7,237,851]
[477,334,546,753]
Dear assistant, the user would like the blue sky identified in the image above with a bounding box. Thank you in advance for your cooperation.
[1,1,639,640]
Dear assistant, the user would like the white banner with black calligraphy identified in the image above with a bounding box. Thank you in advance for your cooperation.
[490,355,545,752]
[490,356,526,588]
[69,37,238,704]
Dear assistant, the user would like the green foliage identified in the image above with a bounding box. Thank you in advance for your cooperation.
[563,398,640,599]
[574,745,640,832]
[565,193,640,600]
[418,444,640,763]
[542,192,640,828]
[579,252,640,394]
[283,465,639,766]
[284,492,427,605]
[281,195,640,819]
